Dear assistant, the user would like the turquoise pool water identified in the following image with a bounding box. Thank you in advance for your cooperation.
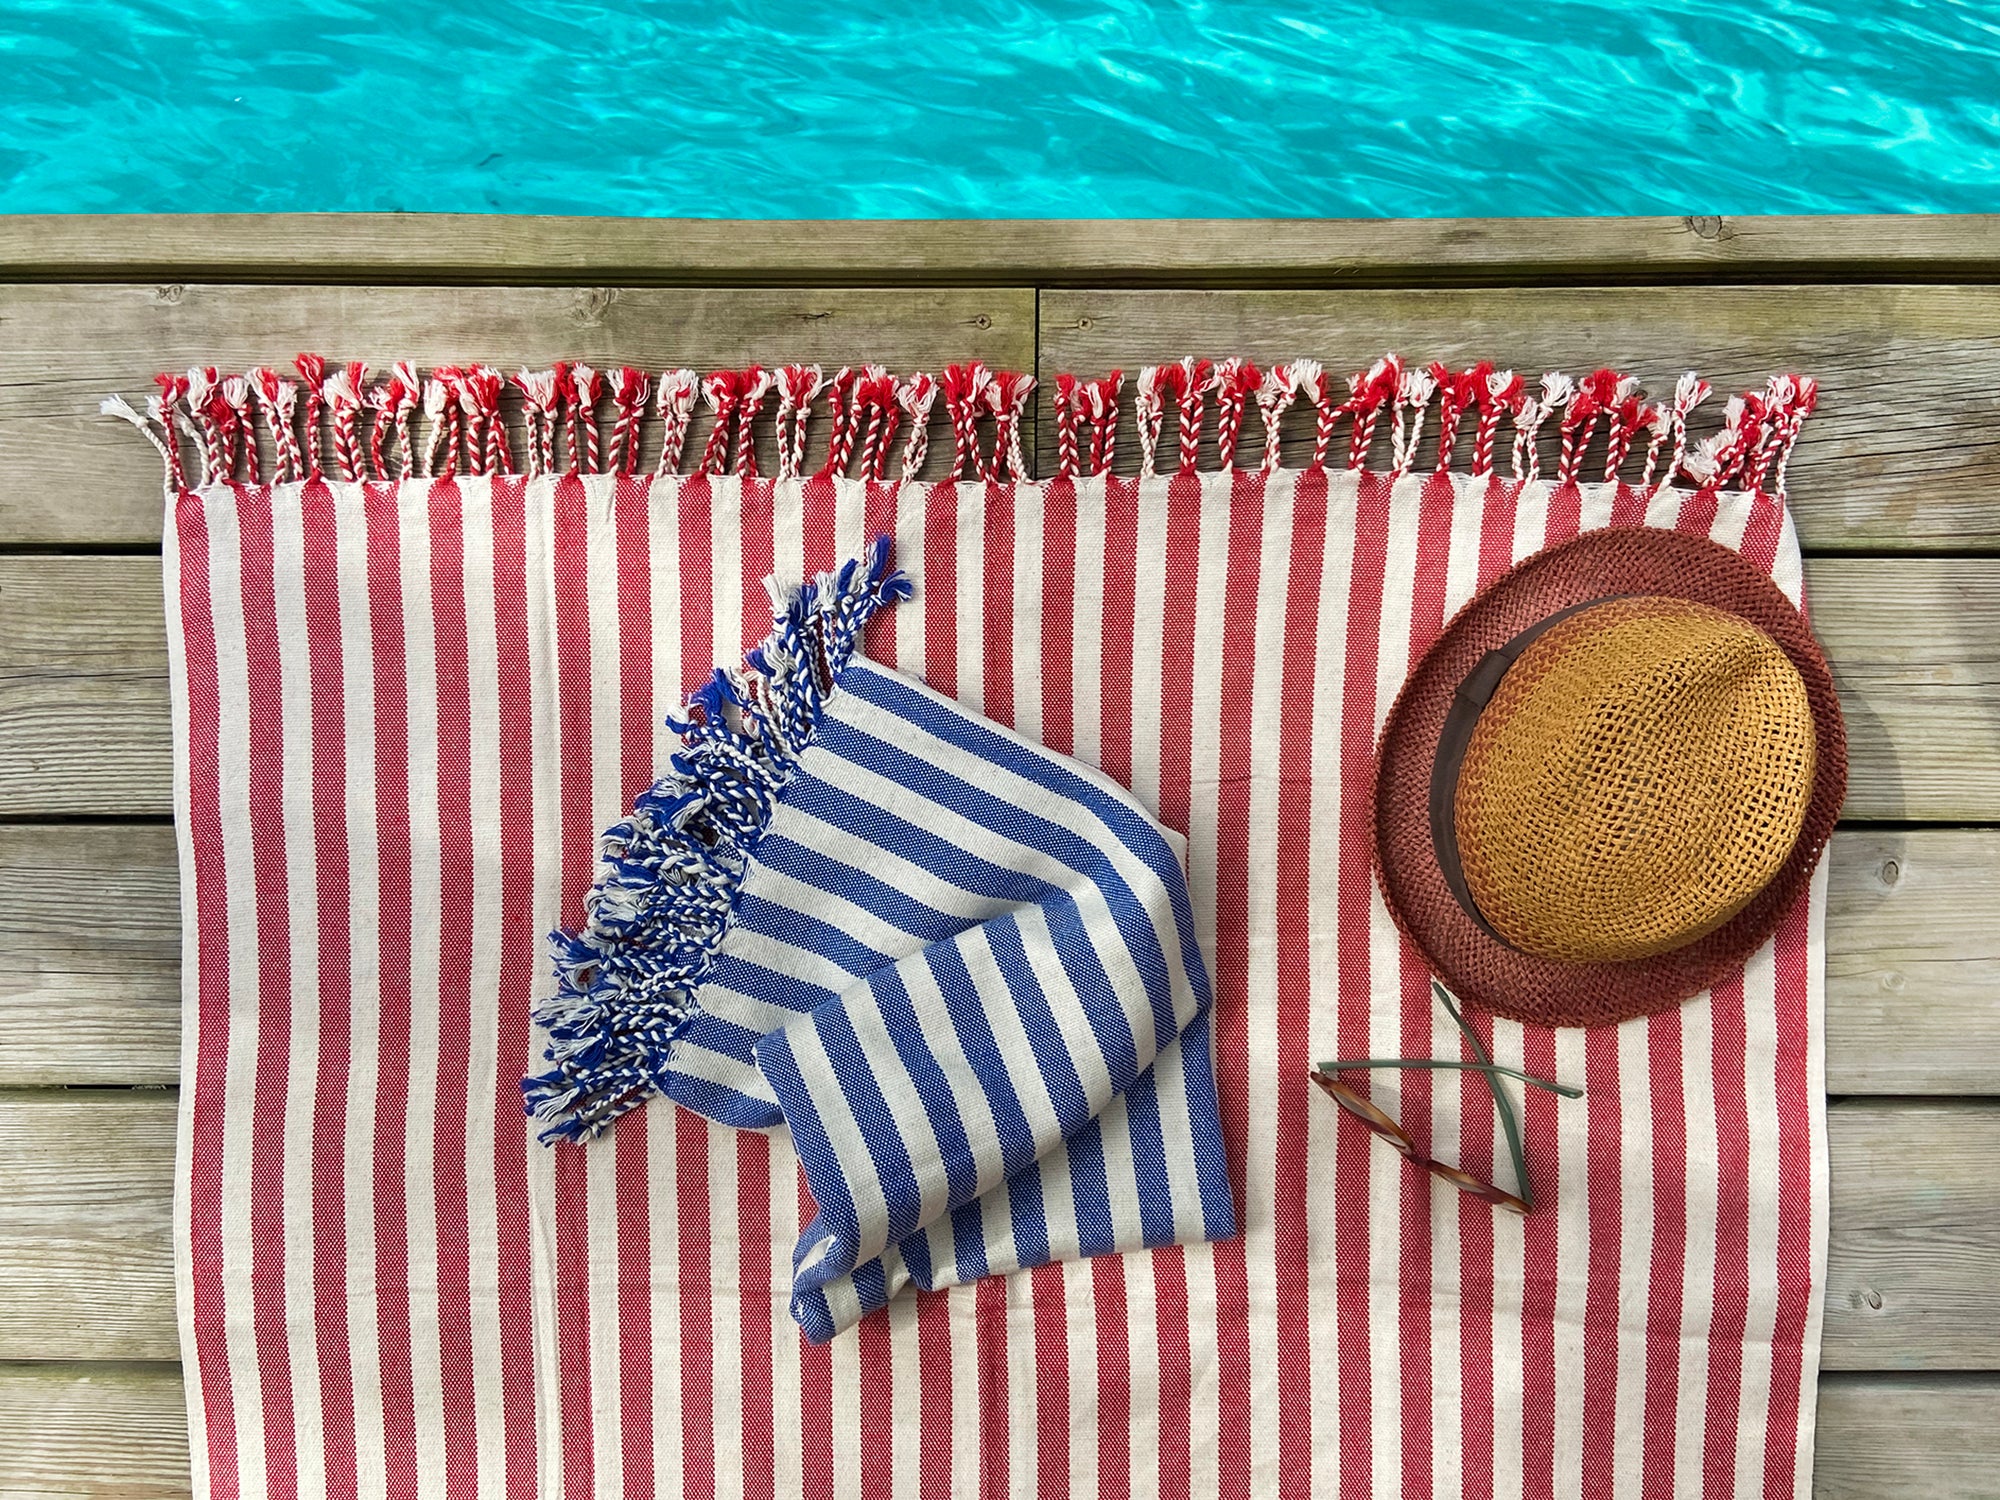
[2,1,1995,216]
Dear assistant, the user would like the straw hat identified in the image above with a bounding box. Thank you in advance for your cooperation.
[1373,527,1845,1028]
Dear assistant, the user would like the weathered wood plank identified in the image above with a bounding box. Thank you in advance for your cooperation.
[0,1364,191,1500]
[0,825,181,1086]
[0,1092,176,1360]
[6,825,1994,1094]
[7,1365,1996,1499]
[2,1094,1991,1367]
[0,214,1996,287]
[1037,286,2000,551]
[3,555,1994,820]
[1822,1102,2000,1370]
[0,283,1036,545]
[1812,1374,2000,1499]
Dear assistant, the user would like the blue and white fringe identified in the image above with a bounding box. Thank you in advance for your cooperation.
[524,535,912,1142]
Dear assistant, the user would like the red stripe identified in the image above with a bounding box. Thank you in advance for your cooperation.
[736,477,780,1500]
[1088,472,1136,1500]
[797,485,837,1500]
[1333,469,1395,1500]
[1212,467,1265,1500]
[977,1276,1010,1500]
[1038,476,1077,759]
[1153,469,1204,1500]
[984,480,1017,728]
[1459,473,1521,1500]
[1701,973,1751,1500]
[923,480,959,699]
[1579,1027,1624,1495]
[918,1289,954,1499]
[799,1173,834,1500]
[237,483,301,1500]
[425,477,481,1498]
[864,480,902,664]
[613,475,659,1500]
[1276,464,1332,1500]
[1640,1011,1689,1500]
[299,478,358,1495]
[1396,469,1460,1500]
[1761,899,1815,1499]
[1609,480,1651,528]
[174,490,243,1498]
[362,484,418,1497]
[490,476,541,1500]
[676,474,718,1500]
[551,473,597,1500]
[1100,478,1140,788]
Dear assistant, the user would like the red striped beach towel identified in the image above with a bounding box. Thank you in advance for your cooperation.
[128,353,1828,1498]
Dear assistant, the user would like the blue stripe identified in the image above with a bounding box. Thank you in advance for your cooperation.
[782,775,1054,910]
[980,915,1091,1135]
[841,661,1209,1013]
[1172,1009,1239,1238]
[706,950,840,1017]
[924,940,1040,1181]
[754,1028,862,1275]
[869,963,983,1209]
[1116,1051,1176,1247]
[813,712,1184,1050]
[898,1224,934,1288]
[1060,1117,1117,1258]
[735,893,890,979]
[757,833,976,947]
[659,1066,783,1131]
[810,1003,927,1255]
[852,1256,889,1315]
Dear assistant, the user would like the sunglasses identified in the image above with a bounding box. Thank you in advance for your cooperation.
[1310,979,1580,1214]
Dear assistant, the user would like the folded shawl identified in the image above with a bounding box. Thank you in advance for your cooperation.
[527,537,1235,1339]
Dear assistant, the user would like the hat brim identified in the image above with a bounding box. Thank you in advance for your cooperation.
[1372,526,1847,1029]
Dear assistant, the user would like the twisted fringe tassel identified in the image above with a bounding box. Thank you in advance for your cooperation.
[107,354,1818,502]
[524,534,913,1142]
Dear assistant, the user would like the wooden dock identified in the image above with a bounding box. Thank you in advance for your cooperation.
[1,213,1997,1496]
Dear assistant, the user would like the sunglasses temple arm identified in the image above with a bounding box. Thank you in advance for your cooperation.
[1435,981,1537,1212]
[1316,1056,1581,1098]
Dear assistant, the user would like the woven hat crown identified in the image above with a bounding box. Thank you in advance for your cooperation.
[1453,596,1818,965]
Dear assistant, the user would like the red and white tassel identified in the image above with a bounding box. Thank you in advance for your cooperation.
[469,366,513,476]
[738,366,774,478]
[1171,357,1212,476]
[1084,370,1123,477]
[322,362,369,481]
[1285,359,1335,470]
[1513,372,1572,483]
[1346,355,1401,471]
[151,373,191,489]
[697,370,738,475]
[1389,363,1437,480]
[608,366,652,474]
[220,373,259,483]
[1210,358,1259,471]
[561,363,603,474]
[1601,383,1650,483]
[1255,363,1299,473]
[1052,373,1083,480]
[987,369,1035,481]
[1472,368,1522,478]
[249,368,301,482]
[422,372,455,478]
[1765,373,1818,497]
[1428,362,1481,476]
[514,368,561,477]
[898,372,939,480]
[774,364,825,481]
[293,354,328,478]
[653,368,699,476]
[816,367,860,480]
[1134,365,1169,480]
[940,363,993,480]
[184,367,226,487]
[1661,372,1712,494]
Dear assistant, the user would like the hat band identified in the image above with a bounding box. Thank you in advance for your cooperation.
[1428,595,1629,948]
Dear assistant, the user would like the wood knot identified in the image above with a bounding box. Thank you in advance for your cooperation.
[154,284,186,305]
[1879,858,1901,887]
[572,287,618,326]
[1684,215,1728,242]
